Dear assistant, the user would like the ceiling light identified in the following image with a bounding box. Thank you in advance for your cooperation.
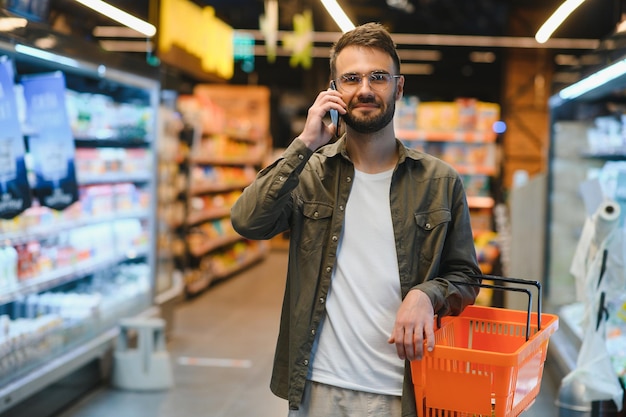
[535,0,585,44]
[73,0,156,37]
[320,0,355,33]
[558,58,626,100]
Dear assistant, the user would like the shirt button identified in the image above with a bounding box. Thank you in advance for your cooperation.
[319,297,325,304]
[332,235,338,242]
[325,266,331,273]
[279,176,285,181]
[346,177,352,183]
[339,205,344,211]
[314,211,319,218]
[298,154,304,160]
[425,223,432,229]
[303,359,309,366]
[311,328,316,335]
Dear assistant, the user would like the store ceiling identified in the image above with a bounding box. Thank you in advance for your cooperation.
[43,0,622,101]
[205,0,616,38]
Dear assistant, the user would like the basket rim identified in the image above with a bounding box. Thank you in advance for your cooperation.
[411,307,559,366]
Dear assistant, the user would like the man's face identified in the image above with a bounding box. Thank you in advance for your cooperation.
[334,46,404,134]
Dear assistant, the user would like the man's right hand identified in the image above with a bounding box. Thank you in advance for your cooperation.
[297,88,346,151]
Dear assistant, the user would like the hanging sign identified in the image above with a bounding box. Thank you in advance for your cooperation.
[259,0,278,63]
[158,0,234,80]
[0,57,32,219]
[234,32,255,73]
[21,72,78,211]
[282,9,314,69]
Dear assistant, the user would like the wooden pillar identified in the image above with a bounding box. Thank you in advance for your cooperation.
[500,8,555,190]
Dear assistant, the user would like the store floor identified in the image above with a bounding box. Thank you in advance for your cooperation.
[56,250,561,417]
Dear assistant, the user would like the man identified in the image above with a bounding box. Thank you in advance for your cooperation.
[231,22,481,417]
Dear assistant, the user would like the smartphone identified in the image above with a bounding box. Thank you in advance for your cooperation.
[329,80,341,136]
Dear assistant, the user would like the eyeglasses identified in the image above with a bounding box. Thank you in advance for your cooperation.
[335,71,401,93]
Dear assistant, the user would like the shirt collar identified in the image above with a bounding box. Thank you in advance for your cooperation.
[317,135,426,166]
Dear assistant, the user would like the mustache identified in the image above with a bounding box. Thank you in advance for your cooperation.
[356,96,377,104]
[348,97,378,109]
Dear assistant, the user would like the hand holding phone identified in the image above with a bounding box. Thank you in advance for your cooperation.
[329,80,341,136]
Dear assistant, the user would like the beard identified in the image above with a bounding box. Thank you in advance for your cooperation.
[343,93,396,134]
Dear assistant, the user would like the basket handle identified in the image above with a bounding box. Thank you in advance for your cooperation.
[448,278,536,341]
[468,274,543,330]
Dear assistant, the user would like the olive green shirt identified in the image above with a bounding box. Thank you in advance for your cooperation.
[231,137,481,416]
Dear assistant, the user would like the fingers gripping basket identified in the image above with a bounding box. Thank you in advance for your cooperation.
[410,275,559,417]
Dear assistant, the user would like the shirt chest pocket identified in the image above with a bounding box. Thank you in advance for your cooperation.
[414,209,451,262]
[299,202,334,252]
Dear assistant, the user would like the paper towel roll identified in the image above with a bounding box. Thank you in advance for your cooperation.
[593,200,621,246]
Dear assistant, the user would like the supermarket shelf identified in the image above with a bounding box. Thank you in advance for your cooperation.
[185,245,268,295]
[0,247,148,305]
[189,181,251,195]
[190,155,265,166]
[397,129,497,143]
[581,151,626,161]
[223,131,264,143]
[187,207,231,225]
[185,272,212,295]
[0,326,118,414]
[1,210,150,245]
[212,245,268,280]
[467,196,495,209]
[74,138,151,148]
[455,165,497,176]
[188,234,243,258]
[78,173,152,185]
[0,303,159,414]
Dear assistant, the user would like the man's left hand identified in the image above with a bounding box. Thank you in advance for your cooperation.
[388,289,435,361]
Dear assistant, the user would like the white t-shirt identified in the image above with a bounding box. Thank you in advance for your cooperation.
[309,168,404,396]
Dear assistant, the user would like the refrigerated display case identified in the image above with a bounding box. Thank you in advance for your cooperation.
[544,33,626,398]
[0,14,162,416]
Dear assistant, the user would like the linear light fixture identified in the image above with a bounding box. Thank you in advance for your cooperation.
[320,0,355,33]
[15,44,80,68]
[74,0,156,37]
[558,58,626,99]
[535,0,585,44]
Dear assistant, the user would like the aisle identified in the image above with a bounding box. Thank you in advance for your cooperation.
[56,250,559,417]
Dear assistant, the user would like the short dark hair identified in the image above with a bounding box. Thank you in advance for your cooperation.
[329,22,401,79]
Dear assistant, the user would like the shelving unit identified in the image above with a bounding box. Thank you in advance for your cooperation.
[176,85,271,295]
[544,37,626,391]
[395,98,500,235]
[0,18,161,415]
[395,98,502,305]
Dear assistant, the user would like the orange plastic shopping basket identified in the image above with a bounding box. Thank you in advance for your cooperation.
[410,275,559,417]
